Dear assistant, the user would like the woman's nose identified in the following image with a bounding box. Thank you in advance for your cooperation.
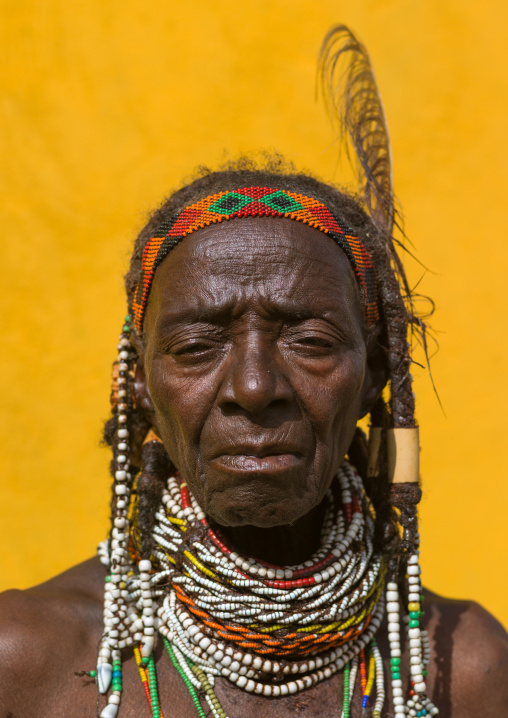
[217,335,293,416]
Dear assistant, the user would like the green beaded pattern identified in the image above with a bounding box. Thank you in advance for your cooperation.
[163,638,207,718]
[391,655,401,681]
[111,658,122,693]
[147,654,162,718]
[342,661,351,718]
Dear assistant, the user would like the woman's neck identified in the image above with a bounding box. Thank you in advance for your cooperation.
[210,497,328,566]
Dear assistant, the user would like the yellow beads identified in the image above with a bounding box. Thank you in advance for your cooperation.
[183,550,217,580]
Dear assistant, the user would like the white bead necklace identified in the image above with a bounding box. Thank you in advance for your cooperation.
[136,461,386,699]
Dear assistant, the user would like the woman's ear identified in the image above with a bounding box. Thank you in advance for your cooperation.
[134,359,158,429]
[358,325,388,418]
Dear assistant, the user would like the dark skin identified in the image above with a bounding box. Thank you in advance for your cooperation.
[1,218,507,717]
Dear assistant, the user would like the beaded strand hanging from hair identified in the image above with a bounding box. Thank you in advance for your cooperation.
[320,25,437,716]
[96,315,139,718]
[98,317,173,718]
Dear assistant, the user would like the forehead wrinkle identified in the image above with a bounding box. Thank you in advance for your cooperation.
[163,256,357,319]
[156,215,357,283]
[178,234,358,299]
[147,216,364,330]
[185,225,346,274]
[152,272,361,341]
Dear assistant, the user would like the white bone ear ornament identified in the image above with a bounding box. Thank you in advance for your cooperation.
[368,426,420,484]
[387,427,420,484]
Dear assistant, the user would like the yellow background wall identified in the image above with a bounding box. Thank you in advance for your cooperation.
[2,0,507,628]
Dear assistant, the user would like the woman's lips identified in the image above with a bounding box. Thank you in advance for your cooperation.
[213,453,304,472]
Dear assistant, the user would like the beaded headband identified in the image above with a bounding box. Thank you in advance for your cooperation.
[132,187,379,332]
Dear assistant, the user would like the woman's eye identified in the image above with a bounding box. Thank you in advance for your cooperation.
[297,336,333,348]
[283,322,342,352]
[173,342,217,356]
[288,334,336,351]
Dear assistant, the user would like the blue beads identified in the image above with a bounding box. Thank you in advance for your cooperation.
[362,696,369,708]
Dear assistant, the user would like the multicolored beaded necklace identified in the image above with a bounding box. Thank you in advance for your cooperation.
[99,463,386,716]
[94,317,438,718]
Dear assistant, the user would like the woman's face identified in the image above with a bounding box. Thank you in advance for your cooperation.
[140,216,376,528]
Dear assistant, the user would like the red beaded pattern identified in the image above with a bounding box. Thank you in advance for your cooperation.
[132,187,379,331]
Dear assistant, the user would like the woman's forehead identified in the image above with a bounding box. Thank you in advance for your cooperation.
[145,217,363,326]
[161,216,354,273]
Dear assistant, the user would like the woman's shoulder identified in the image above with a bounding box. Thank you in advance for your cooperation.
[0,556,105,634]
[0,557,105,717]
[0,570,506,717]
[423,589,508,715]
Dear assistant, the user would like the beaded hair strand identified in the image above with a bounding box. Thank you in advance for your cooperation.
[99,330,175,718]
[97,317,138,711]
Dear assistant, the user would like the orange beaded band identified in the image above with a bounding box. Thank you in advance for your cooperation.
[132,187,379,332]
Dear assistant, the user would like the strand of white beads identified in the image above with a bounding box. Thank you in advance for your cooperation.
[407,554,426,694]
[371,639,386,717]
[406,551,439,717]
[386,580,405,716]
[97,317,136,718]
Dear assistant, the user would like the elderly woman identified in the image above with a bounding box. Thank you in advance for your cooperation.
[0,27,507,718]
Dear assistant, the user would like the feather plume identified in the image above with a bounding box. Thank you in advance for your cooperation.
[319,25,441,407]
[319,25,395,234]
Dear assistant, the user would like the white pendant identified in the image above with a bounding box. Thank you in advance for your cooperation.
[97,663,112,694]
[99,703,119,718]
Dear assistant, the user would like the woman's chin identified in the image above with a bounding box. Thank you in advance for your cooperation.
[203,487,321,529]
[185,456,331,528]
